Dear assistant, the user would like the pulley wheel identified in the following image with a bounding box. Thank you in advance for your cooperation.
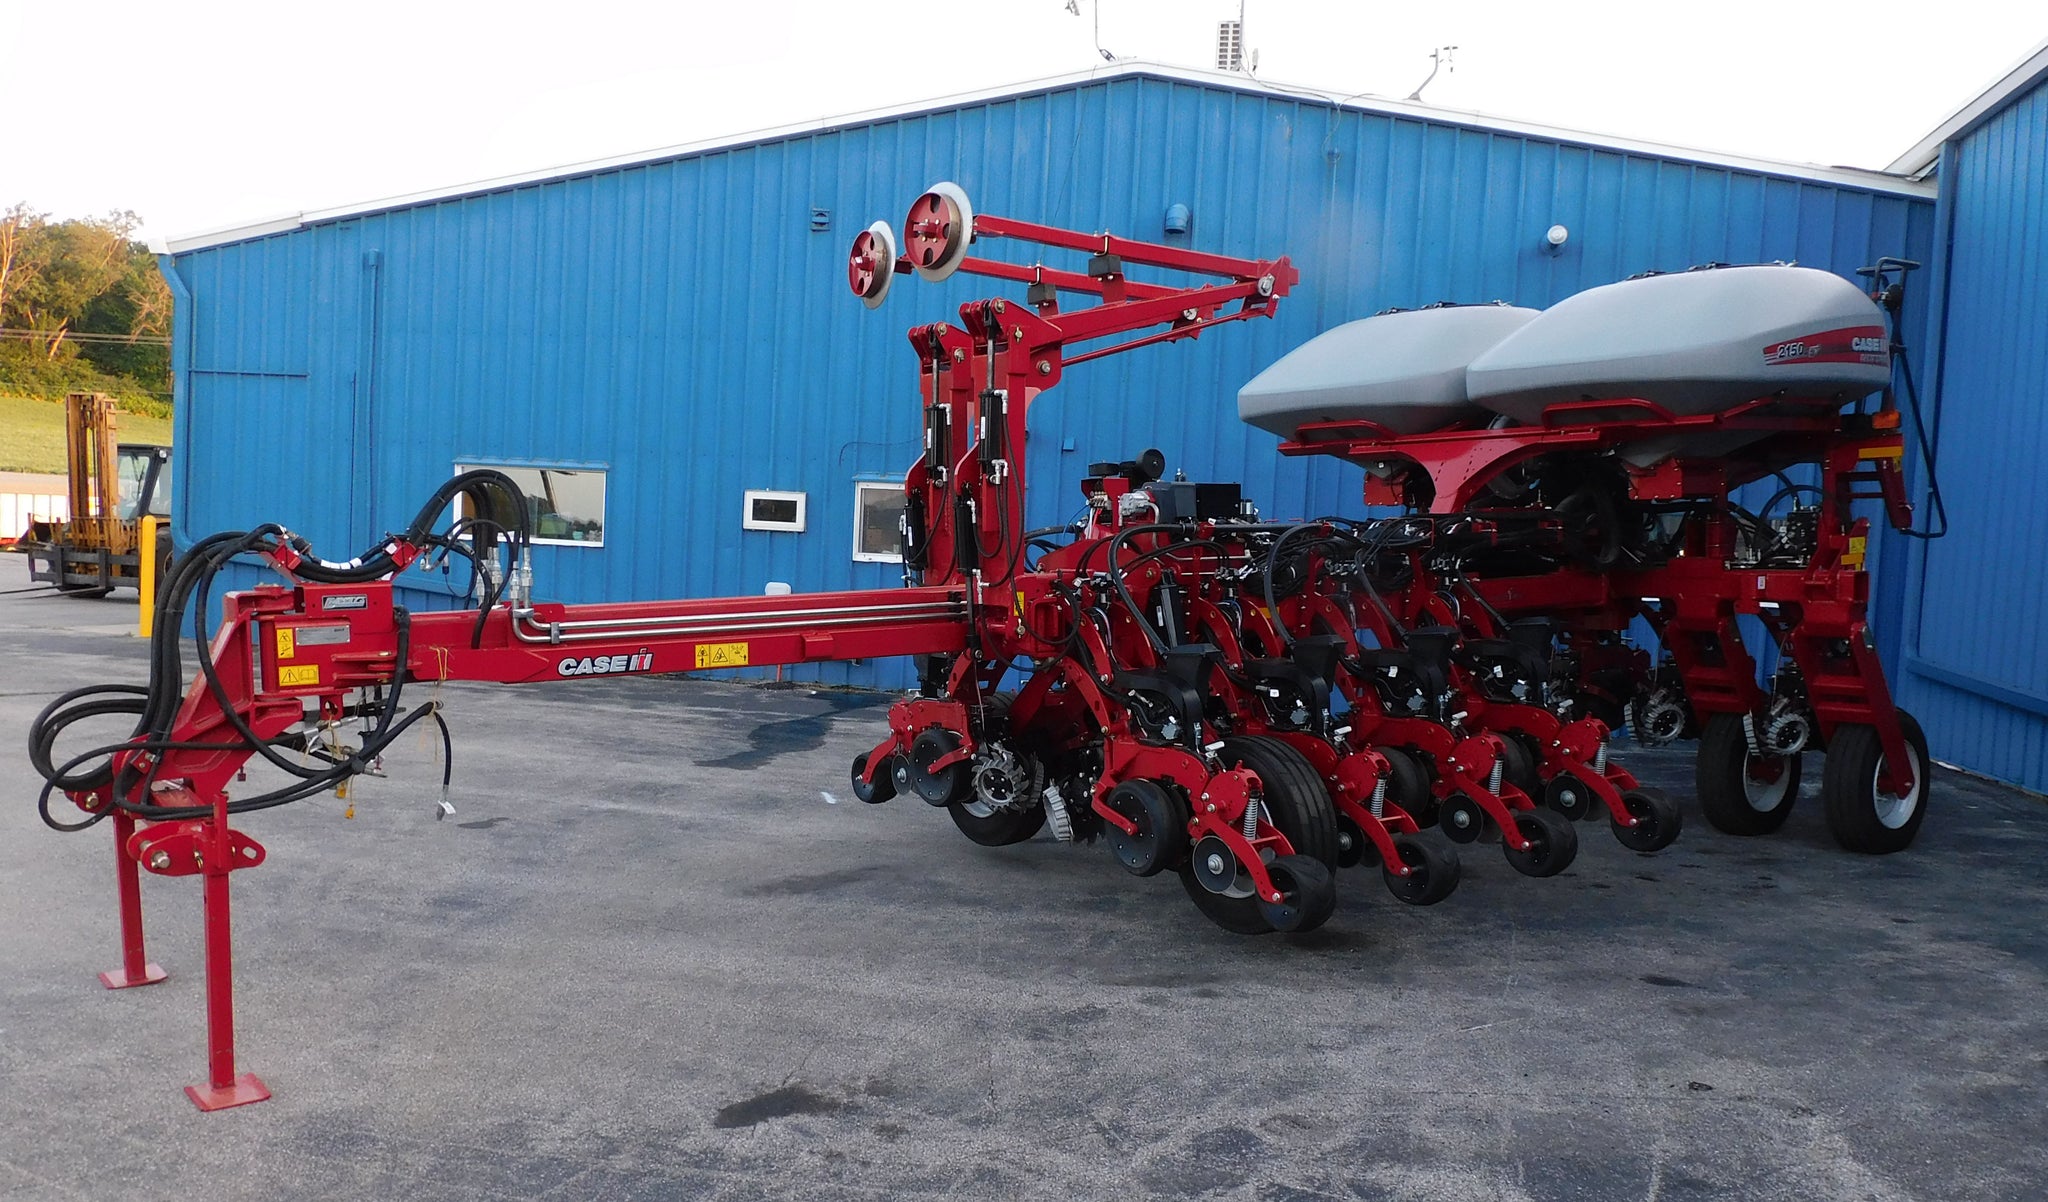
[848,220,897,309]
[1104,778,1188,877]
[904,181,974,281]
[907,728,971,806]
[1439,792,1486,844]
[1189,834,1240,894]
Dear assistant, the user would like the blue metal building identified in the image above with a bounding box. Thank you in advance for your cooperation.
[155,63,1934,693]
[1885,39,2048,794]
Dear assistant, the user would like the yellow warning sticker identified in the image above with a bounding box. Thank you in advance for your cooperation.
[278,664,320,688]
[275,628,296,659]
[1844,535,1867,569]
[695,642,750,669]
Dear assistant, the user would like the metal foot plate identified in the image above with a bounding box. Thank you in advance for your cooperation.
[184,1073,270,1112]
[99,963,168,990]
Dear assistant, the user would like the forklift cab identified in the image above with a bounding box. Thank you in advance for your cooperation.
[116,444,172,521]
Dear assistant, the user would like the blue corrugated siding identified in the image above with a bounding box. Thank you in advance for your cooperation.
[1895,76,2048,793]
[165,73,1932,689]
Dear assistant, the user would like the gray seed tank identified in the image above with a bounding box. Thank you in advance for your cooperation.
[1237,303,1540,441]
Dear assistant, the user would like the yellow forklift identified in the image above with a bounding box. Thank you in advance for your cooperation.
[18,392,172,596]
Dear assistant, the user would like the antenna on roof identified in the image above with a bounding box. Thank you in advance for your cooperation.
[1068,0,1115,61]
[1406,45,1457,102]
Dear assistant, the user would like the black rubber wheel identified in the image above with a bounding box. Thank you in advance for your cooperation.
[1543,771,1598,822]
[851,753,896,804]
[1610,787,1682,853]
[1821,711,1930,855]
[1104,779,1187,875]
[1180,736,1340,934]
[948,796,1047,846]
[907,728,971,806]
[1502,808,1578,877]
[1334,816,1372,869]
[1438,793,1486,844]
[1376,747,1436,827]
[1212,736,1339,868]
[1256,855,1338,934]
[1696,713,1801,836]
[1381,833,1460,906]
[1499,733,1543,801]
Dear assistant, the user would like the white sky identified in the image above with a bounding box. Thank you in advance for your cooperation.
[1,0,2040,241]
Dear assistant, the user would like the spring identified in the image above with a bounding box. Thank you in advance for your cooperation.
[1487,756,1504,795]
[1369,776,1387,821]
[1594,739,1609,774]
[1241,792,1261,841]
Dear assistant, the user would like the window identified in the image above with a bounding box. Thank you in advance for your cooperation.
[455,464,606,546]
[853,480,906,563]
[744,489,807,532]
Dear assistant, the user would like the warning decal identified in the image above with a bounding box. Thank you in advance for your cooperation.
[278,665,320,688]
[694,642,750,669]
[276,628,296,659]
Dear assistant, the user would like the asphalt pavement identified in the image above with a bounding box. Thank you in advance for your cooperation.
[2,551,2044,1202]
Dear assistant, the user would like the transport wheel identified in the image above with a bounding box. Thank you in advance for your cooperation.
[1543,771,1598,822]
[1696,713,1801,836]
[1255,855,1338,934]
[1499,733,1543,800]
[851,753,897,804]
[1180,736,1341,933]
[1381,834,1460,906]
[1502,808,1578,878]
[1334,817,1372,869]
[1376,747,1435,827]
[1821,711,1930,855]
[1610,787,1682,853]
[1104,779,1187,876]
[906,729,971,806]
[1438,793,1486,844]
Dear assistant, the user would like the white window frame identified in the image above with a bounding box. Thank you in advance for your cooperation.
[454,462,607,548]
[743,489,807,533]
[852,479,906,564]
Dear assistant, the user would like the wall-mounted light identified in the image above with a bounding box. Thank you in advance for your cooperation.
[1544,224,1570,255]
[1164,203,1191,236]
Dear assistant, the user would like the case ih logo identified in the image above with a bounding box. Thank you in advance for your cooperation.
[321,594,370,610]
[1762,325,1888,367]
[557,650,655,677]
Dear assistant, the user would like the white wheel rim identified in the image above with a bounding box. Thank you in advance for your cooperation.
[857,220,896,309]
[909,181,974,282]
[1742,752,1792,812]
[1872,748,1924,830]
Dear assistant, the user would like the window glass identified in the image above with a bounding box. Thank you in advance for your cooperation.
[853,481,906,562]
[455,464,606,546]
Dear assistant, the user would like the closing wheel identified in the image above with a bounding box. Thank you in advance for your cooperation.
[1104,779,1187,877]
[1696,712,1801,836]
[904,182,974,282]
[1610,787,1682,853]
[1499,733,1543,800]
[1544,771,1598,821]
[1376,747,1435,827]
[1502,807,1578,877]
[1179,736,1341,934]
[848,220,897,308]
[1438,793,1486,844]
[1256,855,1337,934]
[1381,834,1460,906]
[1821,711,1930,855]
[851,753,896,804]
[907,729,971,805]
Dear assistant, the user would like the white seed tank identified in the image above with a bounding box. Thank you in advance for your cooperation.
[1466,264,1891,424]
[1237,303,1540,441]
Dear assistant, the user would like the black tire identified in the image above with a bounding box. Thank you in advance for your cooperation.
[1256,855,1337,934]
[1696,713,1801,836]
[948,798,1047,846]
[1377,747,1436,827]
[1213,736,1339,868]
[907,728,971,806]
[1543,771,1598,822]
[1610,787,1682,853]
[1381,834,1460,906]
[1102,779,1184,872]
[1499,733,1543,801]
[1180,736,1341,934]
[1335,816,1371,869]
[1821,711,1930,855]
[851,753,896,804]
[1502,808,1578,877]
